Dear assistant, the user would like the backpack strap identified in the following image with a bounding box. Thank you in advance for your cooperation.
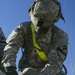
[31,23,48,62]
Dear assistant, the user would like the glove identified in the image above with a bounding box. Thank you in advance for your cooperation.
[4,66,18,75]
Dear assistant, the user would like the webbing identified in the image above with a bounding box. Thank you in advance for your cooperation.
[31,23,48,61]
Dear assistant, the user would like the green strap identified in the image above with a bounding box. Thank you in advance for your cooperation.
[31,23,48,61]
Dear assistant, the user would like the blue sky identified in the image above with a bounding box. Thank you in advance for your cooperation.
[0,0,75,75]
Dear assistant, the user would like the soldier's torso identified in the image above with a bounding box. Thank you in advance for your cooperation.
[19,23,51,69]
[18,22,68,70]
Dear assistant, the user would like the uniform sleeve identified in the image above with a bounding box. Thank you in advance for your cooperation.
[38,26,68,75]
[1,24,25,68]
[38,45,68,75]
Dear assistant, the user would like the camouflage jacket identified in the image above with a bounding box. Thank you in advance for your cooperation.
[2,22,68,74]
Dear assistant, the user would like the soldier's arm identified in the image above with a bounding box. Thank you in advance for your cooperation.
[38,32,68,75]
[1,24,26,68]
[38,45,68,75]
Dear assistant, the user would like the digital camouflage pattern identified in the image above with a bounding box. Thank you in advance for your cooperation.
[0,27,6,75]
[29,0,63,31]
[1,0,68,75]
[2,22,68,75]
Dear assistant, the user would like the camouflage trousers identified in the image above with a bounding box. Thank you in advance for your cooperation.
[19,67,66,75]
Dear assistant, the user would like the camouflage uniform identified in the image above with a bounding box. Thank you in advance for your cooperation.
[1,22,68,75]
[0,27,6,75]
[1,0,68,75]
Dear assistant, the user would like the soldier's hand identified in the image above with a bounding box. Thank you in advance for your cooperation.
[4,66,18,75]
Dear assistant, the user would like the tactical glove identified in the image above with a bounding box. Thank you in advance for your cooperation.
[4,66,18,75]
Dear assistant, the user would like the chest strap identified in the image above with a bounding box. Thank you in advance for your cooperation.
[31,23,48,62]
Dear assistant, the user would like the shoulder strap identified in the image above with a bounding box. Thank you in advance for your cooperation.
[31,23,48,62]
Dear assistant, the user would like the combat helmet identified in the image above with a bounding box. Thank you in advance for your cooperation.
[29,0,65,26]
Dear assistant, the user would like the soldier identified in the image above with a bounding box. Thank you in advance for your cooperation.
[1,0,68,75]
[0,27,6,75]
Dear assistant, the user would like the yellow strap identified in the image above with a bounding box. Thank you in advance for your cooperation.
[31,23,48,61]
